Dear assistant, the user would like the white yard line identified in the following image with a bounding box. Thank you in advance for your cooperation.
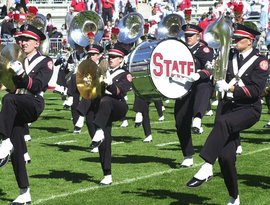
[156,141,179,147]
[55,140,77,145]
[32,147,270,205]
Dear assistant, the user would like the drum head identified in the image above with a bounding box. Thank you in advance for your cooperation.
[149,39,195,99]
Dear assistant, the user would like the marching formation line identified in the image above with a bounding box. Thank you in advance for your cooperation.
[32,146,270,204]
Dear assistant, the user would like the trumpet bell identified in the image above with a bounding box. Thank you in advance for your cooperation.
[68,11,104,48]
[76,59,102,100]
[0,44,26,92]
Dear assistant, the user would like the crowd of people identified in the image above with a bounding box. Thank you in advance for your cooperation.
[0,0,269,205]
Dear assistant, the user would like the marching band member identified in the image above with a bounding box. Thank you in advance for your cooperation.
[0,24,53,205]
[174,23,214,168]
[186,23,269,205]
[75,44,104,139]
[89,43,132,185]
[62,43,87,133]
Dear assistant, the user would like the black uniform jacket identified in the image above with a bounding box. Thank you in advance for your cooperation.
[106,67,132,100]
[226,48,269,105]
[12,52,53,94]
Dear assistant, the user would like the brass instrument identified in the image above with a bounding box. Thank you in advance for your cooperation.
[117,12,144,44]
[204,15,232,99]
[27,13,50,55]
[0,44,26,92]
[67,11,104,48]
[204,15,232,81]
[156,13,185,40]
[76,59,107,100]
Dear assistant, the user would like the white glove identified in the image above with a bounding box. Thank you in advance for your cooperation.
[9,60,24,76]
[104,70,113,86]
[187,72,200,82]
[215,80,230,92]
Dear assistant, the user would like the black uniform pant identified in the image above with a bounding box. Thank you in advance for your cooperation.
[174,92,194,157]
[77,98,92,117]
[0,94,44,188]
[93,96,128,175]
[67,74,81,126]
[56,65,67,88]
[133,96,151,137]
[193,81,213,118]
[200,100,261,198]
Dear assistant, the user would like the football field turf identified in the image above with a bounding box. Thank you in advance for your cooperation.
[0,91,270,205]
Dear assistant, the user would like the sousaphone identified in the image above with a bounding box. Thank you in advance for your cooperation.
[67,11,104,48]
[156,13,185,40]
[27,13,50,55]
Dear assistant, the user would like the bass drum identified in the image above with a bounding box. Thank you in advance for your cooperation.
[128,39,195,101]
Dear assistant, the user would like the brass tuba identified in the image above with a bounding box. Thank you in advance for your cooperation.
[204,15,232,82]
[67,11,104,48]
[156,13,185,40]
[117,12,144,44]
[0,43,26,92]
[27,13,50,55]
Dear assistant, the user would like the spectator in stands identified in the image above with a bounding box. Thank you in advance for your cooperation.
[1,16,14,39]
[70,0,86,13]
[1,5,7,18]
[212,1,222,19]
[46,13,54,36]
[258,0,269,31]
[124,1,135,14]
[101,0,114,25]
[6,0,15,12]
[103,20,112,41]
[49,27,63,39]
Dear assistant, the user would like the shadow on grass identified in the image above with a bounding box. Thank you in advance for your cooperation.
[241,136,270,144]
[122,188,218,205]
[0,188,13,203]
[158,145,203,156]
[81,154,176,168]
[31,170,98,184]
[40,115,69,121]
[238,174,270,189]
[151,128,176,134]
[112,135,142,143]
[42,143,89,152]
[32,126,70,133]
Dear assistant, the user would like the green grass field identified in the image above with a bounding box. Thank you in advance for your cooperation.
[0,91,270,205]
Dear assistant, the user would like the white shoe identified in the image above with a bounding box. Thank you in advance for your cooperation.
[24,134,31,142]
[24,152,31,164]
[158,115,165,121]
[90,147,99,153]
[212,100,219,106]
[28,123,31,127]
[63,96,73,106]
[135,112,143,123]
[236,145,242,155]
[0,138,13,159]
[13,187,31,204]
[165,99,170,104]
[54,85,64,94]
[205,110,213,116]
[90,129,105,149]
[75,116,85,128]
[162,106,165,111]
[180,156,193,167]
[120,120,128,128]
[100,175,112,185]
[192,117,203,134]
[124,96,128,101]
[227,195,240,205]
[194,162,213,180]
[143,135,152,143]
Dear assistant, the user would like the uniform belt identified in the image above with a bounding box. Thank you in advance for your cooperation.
[16,88,44,97]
